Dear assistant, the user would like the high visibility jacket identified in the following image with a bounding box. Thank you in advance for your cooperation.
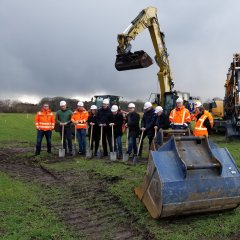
[71,109,89,129]
[35,109,55,131]
[169,106,190,126]
[204,110,214,128]
[193,112,208,137]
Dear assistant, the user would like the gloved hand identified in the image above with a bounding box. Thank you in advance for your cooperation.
[182,123,188,129]
[170,123,175,129]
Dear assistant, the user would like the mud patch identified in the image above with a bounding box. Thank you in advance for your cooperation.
[0,148,154,239]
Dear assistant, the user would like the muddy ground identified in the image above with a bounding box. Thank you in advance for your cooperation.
[0,147,154,240]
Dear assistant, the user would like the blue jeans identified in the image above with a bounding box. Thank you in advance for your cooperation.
[77,129,86,153]
[36,130,52,154]
[128,136,137,155]
[114,136,122,156]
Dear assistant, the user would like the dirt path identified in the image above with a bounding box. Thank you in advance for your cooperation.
[0,147,153,240]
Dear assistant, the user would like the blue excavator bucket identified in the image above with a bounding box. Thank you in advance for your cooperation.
[135,136,240,218]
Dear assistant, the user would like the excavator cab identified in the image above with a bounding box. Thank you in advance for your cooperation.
[115,50,153,71]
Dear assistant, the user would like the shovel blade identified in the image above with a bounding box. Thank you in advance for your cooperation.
[59,148,65,158]
[97,151,103,159]
[133,156,138,164]
[86,150,93,159]
[122,153,129,162]
[110,152,117,161]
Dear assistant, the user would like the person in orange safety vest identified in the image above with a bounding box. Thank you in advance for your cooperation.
[169,97,191,129]
[193,103,212,137]
[35,103,55,155]
[191,101,214,128]
[71,101,89,155]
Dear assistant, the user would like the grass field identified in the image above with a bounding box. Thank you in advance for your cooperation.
[1,113,240,239]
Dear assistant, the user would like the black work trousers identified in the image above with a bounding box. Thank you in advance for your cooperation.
[139,132,154,157]
[60,126,73,153]
[101,127,113,156]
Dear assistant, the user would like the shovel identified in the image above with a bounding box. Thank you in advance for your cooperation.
[86,125,93,159]
[97,125,103,158]
[133,130,144,164]
[110,125,117,161]
[122,127,129,162]
[59,125,65,158]
[72,125,77,156]
[153,127,157,151]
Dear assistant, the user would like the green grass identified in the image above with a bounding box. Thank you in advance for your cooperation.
[1,113,240,239]
[0,113,60,146]
[0,172,74,240]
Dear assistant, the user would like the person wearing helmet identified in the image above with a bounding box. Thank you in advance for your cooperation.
[109,105,123,158]
[192,101,214,128]
[125,103,140,157]
[139,102,156,157]
[56,100,73,156]
[71,101,89,155]
[154,106,169,146]
[35,103,55,155]
[193,104,212,137]
[169,97,190,129]
[97,99,113,156]
[88,105,100,156]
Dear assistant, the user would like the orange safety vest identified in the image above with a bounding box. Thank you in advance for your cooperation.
[169,106,190,125]
[35,109,55,131]
[193,113,208,137]
[71,109,89,129]
[204,110,214,128]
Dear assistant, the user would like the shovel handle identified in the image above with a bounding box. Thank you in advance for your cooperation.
[100,125,103,149]
[89,124,93,149]
[61,124,64,148]
[137,130,144,156]
[111,125,115,150]
[74,125,77,144]
[125,127,129,149]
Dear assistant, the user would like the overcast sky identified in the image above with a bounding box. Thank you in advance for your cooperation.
[0,0,239,103]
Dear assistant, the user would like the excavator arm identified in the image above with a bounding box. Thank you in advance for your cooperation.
[115,7,174,106]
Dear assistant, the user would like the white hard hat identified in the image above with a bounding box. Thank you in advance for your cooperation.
[60,100,66,106]
[111,105,118,112]
[144,102,152,110]
[176,97,183,103]
[128,103,135,108]
[77,101,84,107]
[103,99,109,105]
[155,106,163,113]
[195,101,202,108]
[90,105,97,110]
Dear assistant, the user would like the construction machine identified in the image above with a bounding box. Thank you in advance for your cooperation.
[91,95,123,109]
[115,7,240,218]
[209,54,240,137]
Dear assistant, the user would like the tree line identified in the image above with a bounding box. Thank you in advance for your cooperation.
[0,97,144,113]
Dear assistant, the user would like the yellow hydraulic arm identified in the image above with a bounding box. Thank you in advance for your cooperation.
[116,7,174,105]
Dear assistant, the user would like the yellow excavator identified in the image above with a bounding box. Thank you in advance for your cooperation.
[115,6,240,218]
[115,7,177,113]
[209,54,240,137]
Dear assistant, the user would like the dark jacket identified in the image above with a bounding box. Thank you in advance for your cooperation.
[141,108,156,137]
[97,107,112,126]
[196,113,212,134]
[126,111,140,138]
[111,113,123,137]
[88,113,100,137]
[155,112,170,130]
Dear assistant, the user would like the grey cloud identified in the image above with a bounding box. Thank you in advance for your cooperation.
[0,0,240,102]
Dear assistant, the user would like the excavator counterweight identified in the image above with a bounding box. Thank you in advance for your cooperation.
[115,51,153,71]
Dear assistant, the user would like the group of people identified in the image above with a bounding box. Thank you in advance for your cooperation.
[34,97,213,158]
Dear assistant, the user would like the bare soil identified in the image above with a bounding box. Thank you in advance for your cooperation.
[0,147,154,240]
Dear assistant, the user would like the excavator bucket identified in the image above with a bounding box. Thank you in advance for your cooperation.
[115,51,153,71]
[135,136,240,218]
